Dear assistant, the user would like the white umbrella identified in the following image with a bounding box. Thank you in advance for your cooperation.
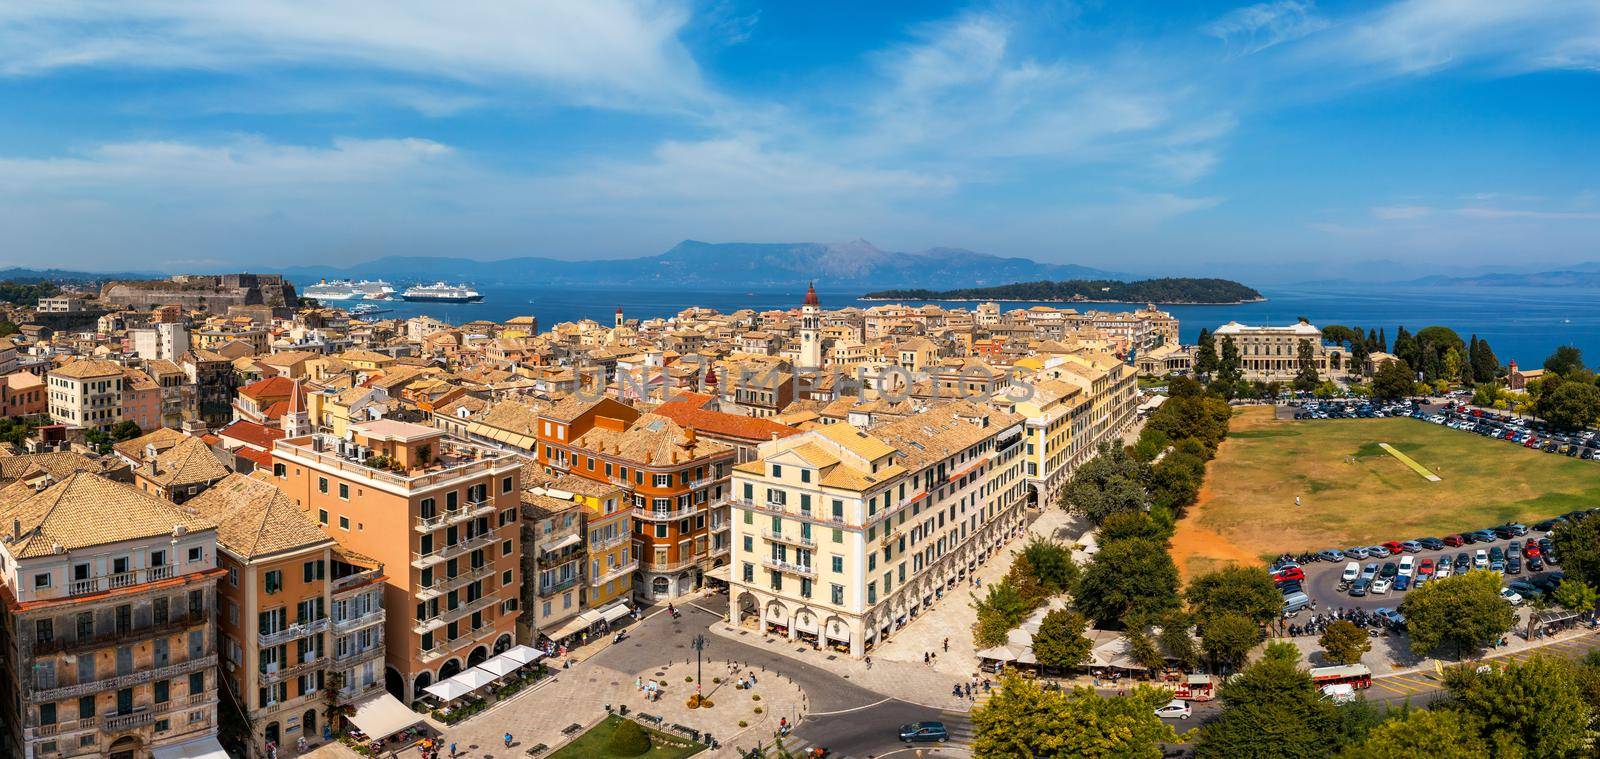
[976,645,1018,662]
[423,679,473,702]
[475,655,520,679]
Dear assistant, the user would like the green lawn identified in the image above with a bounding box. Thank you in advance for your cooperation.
[1195,406,1600,557]
[546,715,705,759]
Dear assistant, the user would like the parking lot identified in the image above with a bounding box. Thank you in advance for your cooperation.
[1283,521,1574,615]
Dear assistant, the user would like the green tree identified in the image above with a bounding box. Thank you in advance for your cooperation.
[1338,708,1487,758]
[1018,537,1081,597]
[1399,570,1515,657]
[973,673,1181,759]
[1126,628,1165,674]
[1157,612,1200,671]
[1194,328,1218,378]
[1098,511,1171,545]
[1217,335,1242,387]
[1533,378,1600,431]
[1318,620,1371,666]
[1552,514,1600,591]
[1371,359,1416,400]
[1263,640,1301,664]
[108,420,143,441]
[1075,538,1180,629]
[1552,578,1598,614]
[1199,613,1260,670]
[1543,345,1589,379]
[1185,566,1283,629]
[1033,609,1093,671]
[1293,338,1319,391]
[1194,656,1337,759]
[1058,443,1149,525]
[973,579,1033,647]
[1471,335,1500,382]
[1442,655,1592,757]
[1321,325,1359,347]
[0,321,18,338]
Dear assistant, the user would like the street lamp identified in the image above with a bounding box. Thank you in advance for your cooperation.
[692,634,706,699]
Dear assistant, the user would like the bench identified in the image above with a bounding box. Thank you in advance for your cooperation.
[561,723,583,736]
[637,713,663,726]
[525,744,548,756]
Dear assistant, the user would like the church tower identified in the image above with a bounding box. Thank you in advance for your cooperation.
[615,305,624,328]
[799,282,822,369]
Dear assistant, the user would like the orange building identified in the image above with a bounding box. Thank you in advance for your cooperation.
[187,474,388,757]
[269,420,523,704]
[530,398,734,601]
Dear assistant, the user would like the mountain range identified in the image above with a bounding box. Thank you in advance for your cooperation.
[280,240,1124,289]
[1402,269,1600,288]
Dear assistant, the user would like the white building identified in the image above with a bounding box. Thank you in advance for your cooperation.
[1212,320,1341,382]
[47,359,126,431]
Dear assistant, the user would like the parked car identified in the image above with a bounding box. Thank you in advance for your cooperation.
[1283,592,1313,613]
[1369,545,1393,558]
[1507,557,1523,575]
[1491,560,1506,573]
[1274,566,1305,583]
[1348,579,1370,597]
[1398,556,1416,577]
[1394,575,1411,591]
[1524,542,1542,558]
[1418,558,1435,576]
[1371,578,1392,595]
[1455,552,1471,571]
[899,722,949,743]
[1155,700,1192,720]
[1443,534,1465,547]
[1501,587,1523,605]
[1345,546,1372,560]
[1341,562,1361,583]
[1361,562,1380,581]
[1317,549,1346,562]
[1383,541,1406,555]
[1418,537,1445,550]
[1510,579,1546,599]
[1400,540,1424,553]
[1474,550,1489,569]
[1528,555,1545,572]
[1434,560,1453,579]
[1490,547,1505,563]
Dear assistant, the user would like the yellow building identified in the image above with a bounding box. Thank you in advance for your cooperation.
[333,350,396,373]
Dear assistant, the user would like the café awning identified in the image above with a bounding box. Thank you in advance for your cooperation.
[475,654,522,679]
[501,644,545,665]
[151,735,229,759]
[599,601,633,623]
[348,692,426,740]
[423,679,474,702]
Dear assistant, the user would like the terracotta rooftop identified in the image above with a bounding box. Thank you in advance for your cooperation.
[652,400,800,444]
[0,472,216,558]
[50,358,124,379]
[182,474,331,560]
[140,436,231,489]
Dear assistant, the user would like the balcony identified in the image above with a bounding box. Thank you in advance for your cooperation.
[633,505,699,521]
[589,560,639,587]
[763,529,816,548]
[258,653,330,686]
[331,567,383,595]
[274,435,521,490]
[411,530,499,569]
[332,609,386,634]
[337,679,386,705]
[762,558,815,577]
[537,575,580,597]
[259,617,330,647]
[102,710,155,732]
[34,612,209,657]
[440,593,500,626]
[61,564,183,599]
[590,532,630,551]
[415,564,494,602]
[31,654,217,703]
[642,556,700,573]
[414,498,498,533]
[332,645,386,668]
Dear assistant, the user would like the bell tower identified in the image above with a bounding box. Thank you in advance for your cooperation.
[799,282,822,369]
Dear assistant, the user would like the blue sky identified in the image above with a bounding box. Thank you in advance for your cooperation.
[0,0,1596,276]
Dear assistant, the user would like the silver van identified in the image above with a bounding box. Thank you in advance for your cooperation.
[1282,592,1313,615]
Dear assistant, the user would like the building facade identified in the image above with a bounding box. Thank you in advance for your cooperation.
[1212,321,1340,382]
[47,359,125,432]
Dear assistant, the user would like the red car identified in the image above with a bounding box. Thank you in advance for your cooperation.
[1418,558,1435,576]
[1382,541,1405,555]
[1274,566,1305,583]
[1443,534,1465,547]
[1524,542,1542,558]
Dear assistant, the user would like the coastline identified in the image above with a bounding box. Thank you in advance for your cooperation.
[855,296,1269,305]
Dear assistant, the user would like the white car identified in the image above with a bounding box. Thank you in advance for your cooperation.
[1474,550,1489,569]
[1321,683,1357,704]
[1341,562,1360,583]
[1371,578,1392,595]
[1155,699,1191,720]
[1398,556,1415,578]
[1501,588,1524,605]
[1434,561,1452,579]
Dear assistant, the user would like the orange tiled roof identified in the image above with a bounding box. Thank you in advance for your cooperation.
[652,400,801,444]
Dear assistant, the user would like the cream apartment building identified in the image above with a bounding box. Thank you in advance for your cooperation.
[47,359,126,432]
[727,401,1027,656]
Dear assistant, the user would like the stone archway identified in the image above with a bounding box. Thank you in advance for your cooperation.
[303,708,318,741]
[264,721,281,750]
[468,645,489,667]
[108,736,142,759]
[439,658,463,679]
[494,634,513,654]
[735,591,759,626]
[412,671,434,704]
[386,666,405,699]
[763,599,789,635]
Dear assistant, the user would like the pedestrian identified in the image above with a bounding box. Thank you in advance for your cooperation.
[865,655,873,669]
[1295,495,1302,507]
[449,743,457,759]
[504,732,514,749]
[924,652,930,665]
[750,671,758,685]
[943,637,949,652]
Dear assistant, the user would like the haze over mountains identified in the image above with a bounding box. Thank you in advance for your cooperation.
[281,240,1124,289]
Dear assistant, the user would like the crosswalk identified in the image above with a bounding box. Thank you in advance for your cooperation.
[779,710,974,758]
[1369,637,1600,697]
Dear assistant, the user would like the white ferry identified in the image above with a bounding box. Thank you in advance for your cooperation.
[400,282,484,303]
[304,279,361,301]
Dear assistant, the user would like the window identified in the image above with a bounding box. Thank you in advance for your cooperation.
[338,483,349,500]
[35,619,52,644]
[501,540,513,557]
[743,510,753,525]
[831,584,845,605]
[33,572,50,589]
[831,555,843,573]
[832,528,843,544]
[339,516,350,531]
[273,463,286,477]
[654,524,667,538]
[800,578,812,597]
[771,464,782,477]
[78,695,95,719]
[742,536,753,552]
[318,477,328,494]
[800,469,811,483]
[187,546,203,562]
[264,570,282,594]
[303,560,324,583]
[39,703,55,726]
[742,563,753,582]
[318,509,328,525]
[502,476,513,493]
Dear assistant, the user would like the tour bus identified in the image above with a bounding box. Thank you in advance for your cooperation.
[1310,664,1373,690]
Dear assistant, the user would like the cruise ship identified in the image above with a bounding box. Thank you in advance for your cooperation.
[304,279,396,301]
[400,282,484,303]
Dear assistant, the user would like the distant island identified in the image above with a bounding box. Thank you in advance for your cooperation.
[861,278,1264,304]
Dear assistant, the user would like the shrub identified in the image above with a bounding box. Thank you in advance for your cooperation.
[604,719,652,757]
[751,694,761,701]
[685,676,694,683]
[753,706,763,714]
[712,677,722,684]
[739,720,748,728]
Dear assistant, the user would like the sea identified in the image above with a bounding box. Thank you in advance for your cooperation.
[311,282,1600,367]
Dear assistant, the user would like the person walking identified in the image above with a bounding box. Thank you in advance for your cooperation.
[943,637,949,653]
[504,732,513,749]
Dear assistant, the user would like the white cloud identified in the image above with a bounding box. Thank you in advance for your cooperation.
[1204,1,1330,54]
[1371,204,1434,220]
[1455,206,1600,221]
[1313,0,1600,76]
[0,1,709,111]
